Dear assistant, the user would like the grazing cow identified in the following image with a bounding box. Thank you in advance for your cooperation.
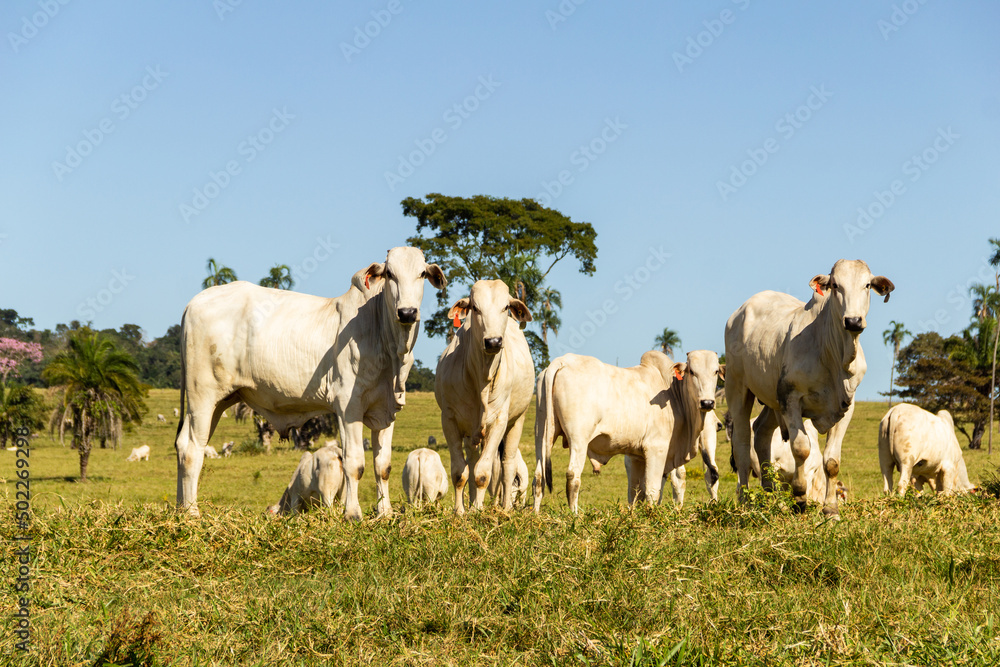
[534,350,723,513]
[878,403,974,496]
[174,246,446,520]
[203,445,220,459]
[436,280,534,513]
[624,408,722,507]
[725,408,827,504]
[267,445,345,516]
[725,259,893,516]
[489,444,531,508]
[157,414,166,423]
[401,448,449,505]
[427,435,437,447]
[173,407,180,418]
[221,440,235,457]
[126,445,150,462]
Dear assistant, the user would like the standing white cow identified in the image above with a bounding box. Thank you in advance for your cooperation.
[534,350,723,513]
[725,408,827,504]
[725,259,893,516]
[401,448,449,505]
[435,280,535,514]
[878,403,974,496]
[174,246,446,520]
[267,445,345,516]
[157,414,166,423]
[126,445,151,462]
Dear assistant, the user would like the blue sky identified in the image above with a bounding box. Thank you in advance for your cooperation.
[2,1,998,399]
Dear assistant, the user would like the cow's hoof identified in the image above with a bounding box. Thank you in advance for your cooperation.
[343,506,363,522]
[821,505,840,520]
[793,501,808,514]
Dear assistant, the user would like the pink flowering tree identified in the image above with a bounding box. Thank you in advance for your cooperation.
[0,338,45,447]
[0,338,43,385]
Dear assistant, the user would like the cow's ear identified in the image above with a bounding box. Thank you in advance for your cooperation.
[672,362,687,381]
[508,299,532,323]
[718,364,726,381]
[424,264,447,289]
[809,274,831,297]
[447,298,470,323]
[363,262,385,290]
[871,275,894,303]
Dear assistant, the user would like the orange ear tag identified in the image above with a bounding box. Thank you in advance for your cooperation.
[673,369,683,381]
[364,275,370,289]
[453,314,461,328]
[815,285,824,296]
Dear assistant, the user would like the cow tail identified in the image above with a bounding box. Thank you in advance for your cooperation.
[538,362,560,494]
[174,309,188,447]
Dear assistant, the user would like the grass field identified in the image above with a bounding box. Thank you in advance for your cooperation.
[3,390,1000,665]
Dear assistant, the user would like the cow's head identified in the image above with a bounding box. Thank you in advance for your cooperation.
[363,247,447,325]
[809,259,894,334]
[671,350,724,412]
[448,280,532,355]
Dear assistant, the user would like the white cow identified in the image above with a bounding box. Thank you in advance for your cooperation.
[725,408,827,504]
[878,403,974,496]
[221,441,235,457]
[435,280,535,514]
[401,448,449,505]
[173,407,180,418]
[174,246,446,520]
[268,445,345,516]
[203,445,220,459]
[126,445,150,462]
[624,408,722,507]
[156,414,166,423]
[725,259,893,516]
[534,350,723,513]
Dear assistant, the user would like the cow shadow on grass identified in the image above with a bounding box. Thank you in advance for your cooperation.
[32,475,113,483]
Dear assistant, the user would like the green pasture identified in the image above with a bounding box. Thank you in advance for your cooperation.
[3,390,1000,666]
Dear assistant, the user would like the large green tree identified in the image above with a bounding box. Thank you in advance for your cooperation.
[403,194,597,366]
[882,320,911,407]
[43,329,148,480]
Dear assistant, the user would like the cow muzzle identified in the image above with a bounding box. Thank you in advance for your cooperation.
[484,337,503,355]
[397,307,418,324]
[699,399,715,411]
[844,317,864,333]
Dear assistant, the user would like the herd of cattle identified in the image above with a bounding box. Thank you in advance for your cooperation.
[145,247,975,520]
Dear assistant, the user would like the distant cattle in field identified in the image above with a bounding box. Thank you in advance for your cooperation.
[221,441,235,457]
[173,246,446,520]
[436,280,534,513]
[535,349,722,512]
[203,445,220,459]
[402,448,449,505]
[173,407,180,418]
[879,404,974,496]
[126,445,150,462]
[726,259,893,516]
[157,414,166,423]
[427,435,437,447]
[268,445,345,516]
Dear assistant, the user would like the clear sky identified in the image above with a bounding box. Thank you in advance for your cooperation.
[3,1,998,399]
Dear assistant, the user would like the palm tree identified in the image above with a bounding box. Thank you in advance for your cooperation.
[43,329,147,480]
[202,258,238,289]
[882,320,911,407]
[986,238,1000,454]
[535,286,562,345]
[259,264,294,290]
[653,328,681,357]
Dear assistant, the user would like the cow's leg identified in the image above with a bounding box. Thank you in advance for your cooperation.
[701,426,720,502]
[443,420,468,515]
[643,449,668,505]
[896,462,912,497]
[819,401,854,517]
[626,455,646,506]
[879,451,896,495]
[753,407,779,492]
[727,381,755,503]
[339,412,366,522]
[499,415,527,511]
[472,414,508,511]
[669,466,686,507]
[370,423,394,517]
[781,397,813,511]
[175,396,223,517]
[565,442,589,514]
